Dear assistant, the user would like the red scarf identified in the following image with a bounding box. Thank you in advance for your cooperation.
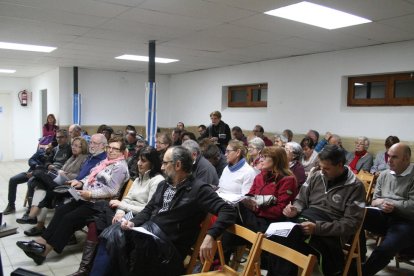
[87,156,124,184]
[349,150,366,173]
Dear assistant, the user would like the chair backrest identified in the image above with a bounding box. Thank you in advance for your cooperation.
[342,208,367,276]
[356,170,375,203]
[185,213,213,274]
[246,236,317,276]
[200,224,263,274]
[119,179,134,200]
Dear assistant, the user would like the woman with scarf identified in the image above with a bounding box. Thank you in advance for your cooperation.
[16,137,129,265]
[346,136,373,174]
[218,139,257,199]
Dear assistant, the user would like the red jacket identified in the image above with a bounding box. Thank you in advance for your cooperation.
[248,170,298,220]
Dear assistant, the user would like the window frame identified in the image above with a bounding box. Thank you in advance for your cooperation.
[228,83,268,108]
[348,72,414,106]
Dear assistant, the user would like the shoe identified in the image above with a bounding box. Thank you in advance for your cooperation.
[3,204,16,215]
[24,226,46,236]
[67,234,78,245]
[16,240,46,254]
[23,250,46,265]
[16,216,37,224]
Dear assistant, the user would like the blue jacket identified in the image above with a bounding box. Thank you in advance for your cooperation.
[76,151,107,180]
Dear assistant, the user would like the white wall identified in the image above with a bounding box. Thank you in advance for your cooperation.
[169,40,414,141]
[0,76,32,160]
[57,68,171,127]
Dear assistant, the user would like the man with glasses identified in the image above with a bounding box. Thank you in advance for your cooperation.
[91,146,236,275]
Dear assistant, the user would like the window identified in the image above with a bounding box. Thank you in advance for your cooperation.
[348,72,414,106]
[228,83,268,107]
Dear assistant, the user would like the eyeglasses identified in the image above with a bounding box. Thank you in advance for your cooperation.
[225,149,236,154]
[56,136,65,139]
[106,146,121,152]
[162,160,173,165]
[90,141,102,145]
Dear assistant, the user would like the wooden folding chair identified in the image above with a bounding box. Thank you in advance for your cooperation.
[356,170,375,203]
[342,209,367,276]
[246,235,316,276]
[189,224,262,275]
[185,213,213,274]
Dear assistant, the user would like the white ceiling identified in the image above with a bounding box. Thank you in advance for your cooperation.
[1,0,414,77]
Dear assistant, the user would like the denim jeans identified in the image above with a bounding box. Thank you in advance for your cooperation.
[7,172,31,205]
[361,208,414,276]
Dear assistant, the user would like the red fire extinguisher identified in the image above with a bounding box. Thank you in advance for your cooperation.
[18,90,28,106]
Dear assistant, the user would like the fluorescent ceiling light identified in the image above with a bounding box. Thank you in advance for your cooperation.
[0,69,16,74]
[0,42,56,53]
[264,1,371,30]
[115,54,179,64]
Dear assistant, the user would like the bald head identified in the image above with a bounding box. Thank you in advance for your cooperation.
[388,143,411,174]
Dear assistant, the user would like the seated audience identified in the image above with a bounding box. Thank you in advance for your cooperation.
[69,124,82,142]
[69,146,164,276]
[346,136,373,173]
[306,129,320,145]
[218,140,257,197]
[270,145,365,276]
[101,126,114,141]
[39,114,59,150]
[156,133,172,161]
[285,142,306,187]
[180,131,197,143]
[248,137,265,173]
[176,121,185,131]
[200,111,231,153]
[361,143,414,276]
[124,125,136,135]
[252,124,273,146]
[202,144,227,178]
[125,130,138,157]
[89,146,236,275]
[197,124,207,141]
[282,129,293,142]
[126,135,148,180]
[16,137,129,265]
[96,124,107,134]
[300,137,319,175]
[172,127,182,146]
[231,126,248,146]
[314,131,333,152]
[274,134,288,148]
[16,137,88,225]
[370,135,400,175]
[182,140,219,186]
[24,134,108,237]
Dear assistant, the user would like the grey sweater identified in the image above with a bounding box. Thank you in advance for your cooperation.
[373,164,414,221]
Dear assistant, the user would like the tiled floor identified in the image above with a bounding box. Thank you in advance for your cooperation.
[0,160,413,275]
[0,160,85,276]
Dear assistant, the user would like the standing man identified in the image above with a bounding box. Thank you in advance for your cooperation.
[361,143,414,276]
[201,111,231,153]
[269,145,365,276]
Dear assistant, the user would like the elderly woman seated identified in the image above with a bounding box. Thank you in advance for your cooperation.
[69,146,164,276]
[16,137,130,265]
[274,134,288,148]
[370,135,400,176]
[285,141,306,187]
[248,137,266,173]
[346,136,373,174]
[300,137,319,176]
